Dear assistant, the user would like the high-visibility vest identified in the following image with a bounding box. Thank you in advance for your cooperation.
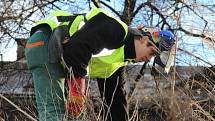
[86,8,128,40]
[29,10,86,69]
[86,8,130,78]
[30,10,71,36]
[89,46,131,78]
[30,10,86,37]
[30,8,130,79]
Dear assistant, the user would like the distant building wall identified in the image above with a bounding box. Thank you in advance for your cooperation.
[0,62,33,95]
[15,38,27,61]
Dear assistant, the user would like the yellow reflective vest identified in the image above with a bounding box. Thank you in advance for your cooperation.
[30,8,130,79]
[86,8,129,78]
[30,10,86,37]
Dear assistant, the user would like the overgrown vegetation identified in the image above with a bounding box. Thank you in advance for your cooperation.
[1,65,215,121]
[0,0,215,121]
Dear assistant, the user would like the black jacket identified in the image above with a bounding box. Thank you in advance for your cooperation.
[63,12,136,77]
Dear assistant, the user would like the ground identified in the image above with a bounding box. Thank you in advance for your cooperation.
[1,65,215,121]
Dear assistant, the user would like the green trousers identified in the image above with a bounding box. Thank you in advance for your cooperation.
[25,31,66,121]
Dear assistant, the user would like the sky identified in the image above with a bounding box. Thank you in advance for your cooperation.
[1,0,214,67]
[0,0,114,62]
[1,41,17,61]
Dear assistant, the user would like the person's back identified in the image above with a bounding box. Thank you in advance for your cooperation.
[25,26,67,121]
[25,10,78,121]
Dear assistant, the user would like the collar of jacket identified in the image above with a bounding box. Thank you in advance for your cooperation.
[124,31,136,60]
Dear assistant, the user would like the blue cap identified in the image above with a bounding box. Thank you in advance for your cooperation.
[158,30,176,40]
[129,27,176,51]
[158,30,176,50]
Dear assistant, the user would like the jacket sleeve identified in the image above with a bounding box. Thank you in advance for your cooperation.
[63,12,128,77]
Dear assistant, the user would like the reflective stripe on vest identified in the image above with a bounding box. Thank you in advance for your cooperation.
[35,20,58,30]
[30,19,58,36]
[69,15,85,36]
[86,8,128,40]
[30,10,73,36]
[88,46,128,78]
[58,15,86,70]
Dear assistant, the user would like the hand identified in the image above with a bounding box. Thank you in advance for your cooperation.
[66,77,86,118]
[66,95,86,118]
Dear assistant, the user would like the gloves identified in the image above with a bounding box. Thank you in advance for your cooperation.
[66,77,86,118]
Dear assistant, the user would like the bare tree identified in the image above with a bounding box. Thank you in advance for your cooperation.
[0,0,215,120]
[0,0,89,47]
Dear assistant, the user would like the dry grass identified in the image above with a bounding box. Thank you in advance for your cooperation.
[1,66,215,121]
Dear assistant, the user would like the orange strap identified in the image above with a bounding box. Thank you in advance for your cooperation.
[25,41,44,48]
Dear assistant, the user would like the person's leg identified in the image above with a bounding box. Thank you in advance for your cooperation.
[25,31,66,121]
[97,67,128,121]
[32,65,66,121]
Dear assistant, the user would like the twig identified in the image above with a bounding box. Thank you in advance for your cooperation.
[178,47,213,66]
[192,101,215,121]
[0,94,37,121]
